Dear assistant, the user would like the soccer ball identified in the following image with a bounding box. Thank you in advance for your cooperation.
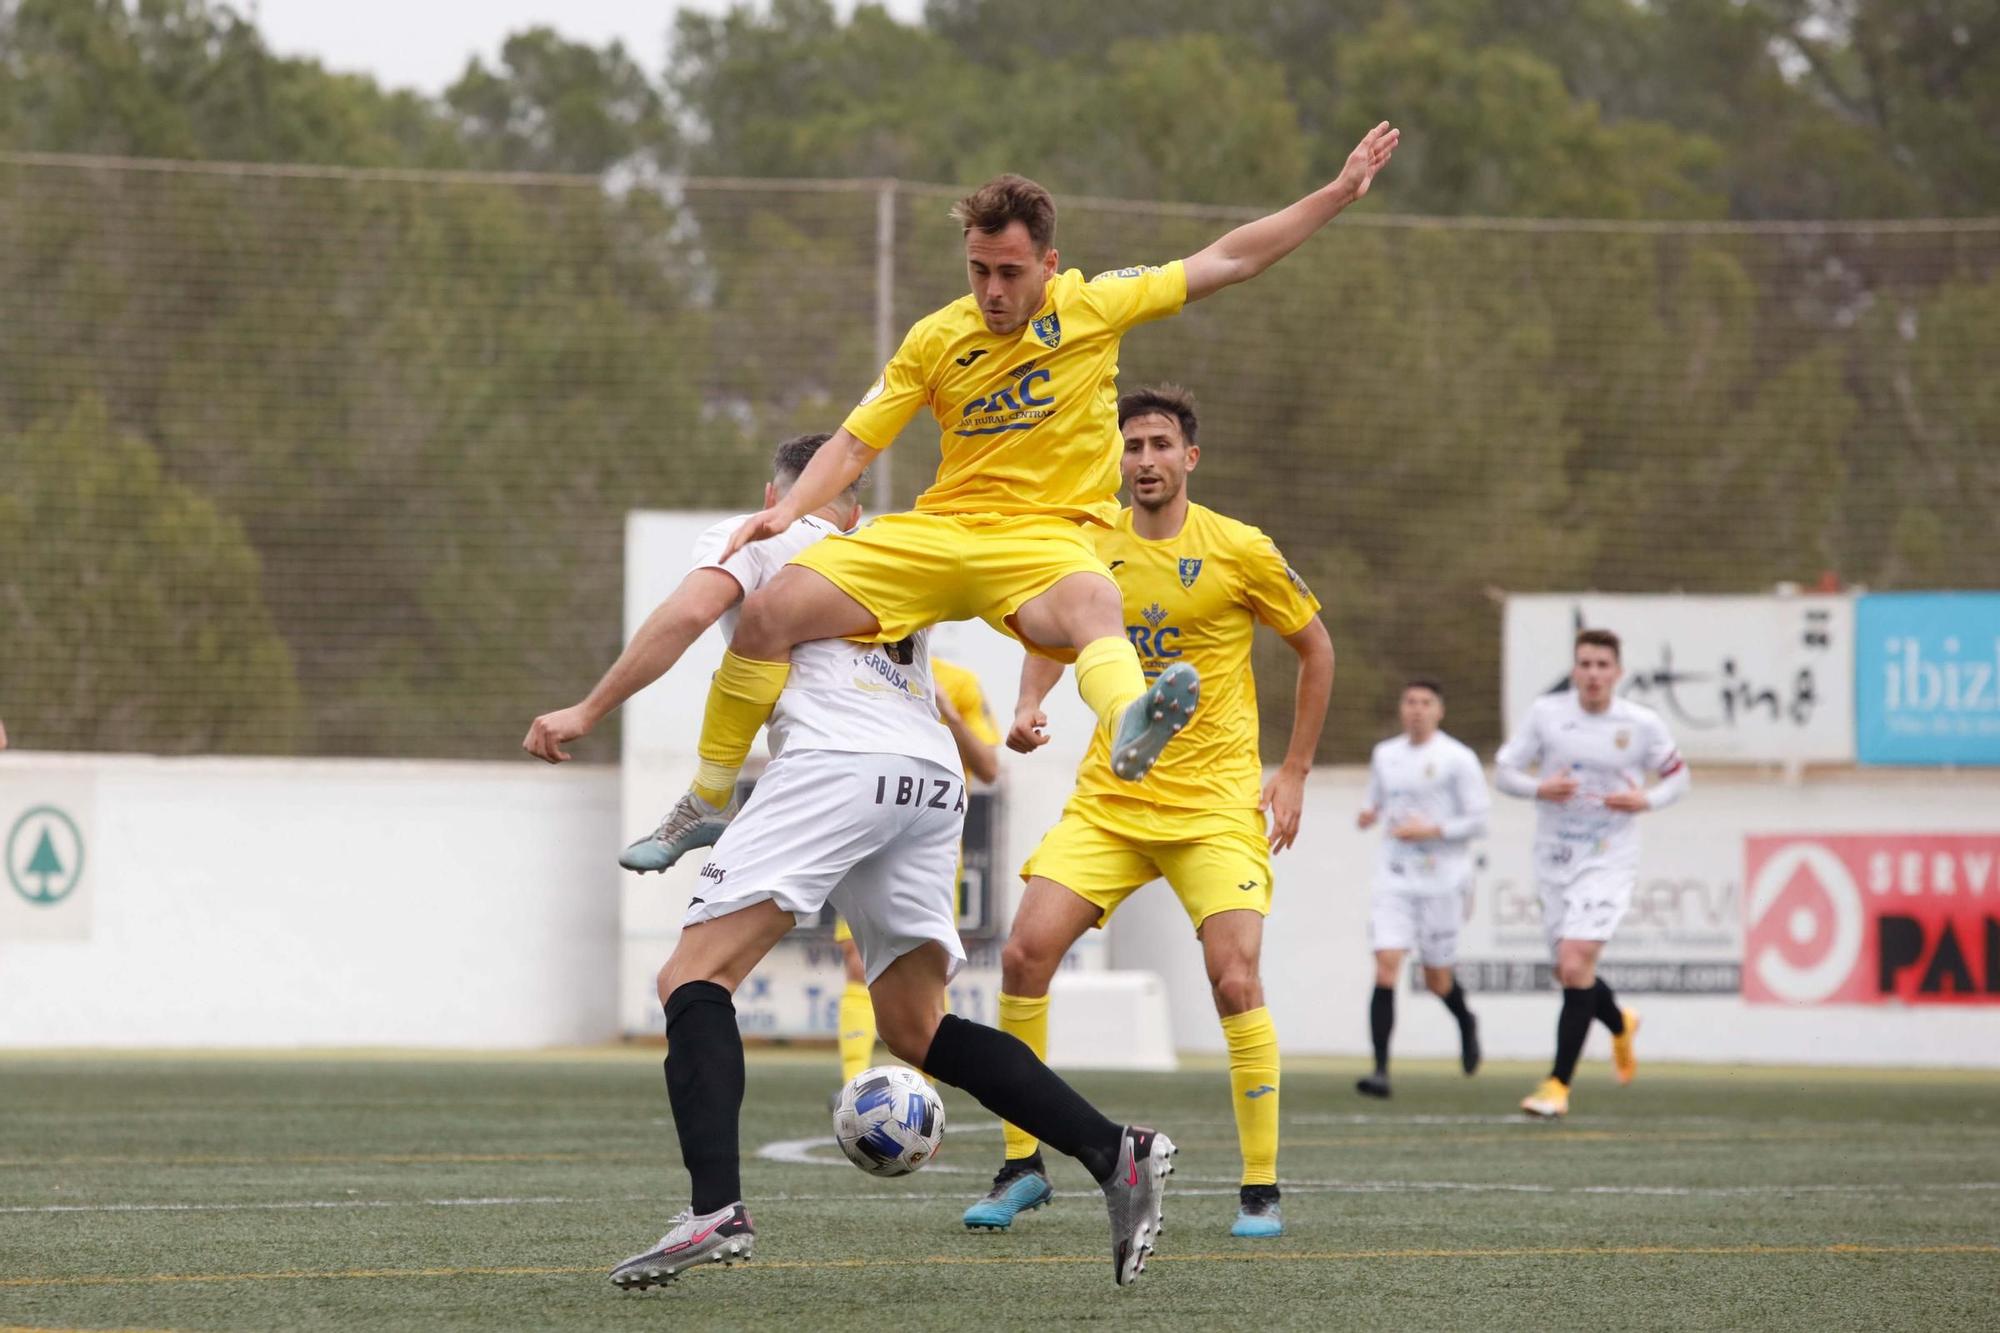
[832,1065,946,1177]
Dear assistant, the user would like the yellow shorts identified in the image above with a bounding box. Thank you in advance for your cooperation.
[789,511,1112,660]
[1020,796,1273,930]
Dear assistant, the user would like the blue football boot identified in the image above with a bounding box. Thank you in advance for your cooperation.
[962,1156,1055,1231]
[1231,1184,1283,1239]
[1110,662,1201,781]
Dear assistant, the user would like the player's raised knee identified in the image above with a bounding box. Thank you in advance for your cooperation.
[872,1006,943,1067]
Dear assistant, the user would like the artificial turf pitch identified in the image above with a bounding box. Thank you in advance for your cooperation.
[1,1050,1994,1331]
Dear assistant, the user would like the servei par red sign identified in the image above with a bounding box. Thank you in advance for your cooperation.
[1744,834,2000,1005]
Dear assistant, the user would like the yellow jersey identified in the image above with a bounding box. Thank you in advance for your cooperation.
[843,262,1187,525]
[932,657,1000,751]
[1071,503,1322,811]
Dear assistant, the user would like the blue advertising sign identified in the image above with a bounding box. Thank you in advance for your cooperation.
[1855,593,2000,765]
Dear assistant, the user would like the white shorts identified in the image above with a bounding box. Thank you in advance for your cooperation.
[686,749,968,985]
[1369,889,1465,967]
[1539,866,1635,948]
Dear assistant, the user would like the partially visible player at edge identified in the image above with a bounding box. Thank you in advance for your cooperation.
[834,657,1000,1086]
[1495,629,1689,1120]
[621,122,1399,873]
[1354,678,1489,1099]
[520,434,1175,1289]
[969,385,1333,1241]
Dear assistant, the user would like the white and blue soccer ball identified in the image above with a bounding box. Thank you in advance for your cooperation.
[832,1065,946,1177]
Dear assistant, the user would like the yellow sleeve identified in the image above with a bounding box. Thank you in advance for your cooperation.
[1236,529,1322,636]
[1081,260,1188,333]
[953,675,1001,746]
[937,663,1001,746]
[842,322,933,450]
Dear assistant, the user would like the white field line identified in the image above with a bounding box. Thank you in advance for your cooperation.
[5,1179,1999,1217]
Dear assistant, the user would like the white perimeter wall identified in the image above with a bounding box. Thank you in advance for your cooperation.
[7,747,1998,1067]
[0,752,619,1048]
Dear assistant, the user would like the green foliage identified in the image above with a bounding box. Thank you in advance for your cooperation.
[0,0,1995,760]
[0,396,303,752]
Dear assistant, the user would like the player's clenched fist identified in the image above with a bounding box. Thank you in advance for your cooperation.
[1007,707,1049,754]
[523,705,593,764]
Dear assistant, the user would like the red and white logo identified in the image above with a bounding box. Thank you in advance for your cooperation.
[1745,834,2000,1005]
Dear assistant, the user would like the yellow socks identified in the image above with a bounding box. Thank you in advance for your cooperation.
[1073,636,1147,733]
[997,992,1052,1160]
[1222,1007,1280,1186]
[692,650,792,806]
[837,982,877,1084]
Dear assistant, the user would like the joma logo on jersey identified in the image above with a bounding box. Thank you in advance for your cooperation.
[955,368,1055,436]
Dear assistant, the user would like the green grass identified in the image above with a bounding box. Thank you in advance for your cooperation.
[2,1049,1996,1331]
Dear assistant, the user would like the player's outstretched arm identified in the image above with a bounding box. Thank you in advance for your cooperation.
[521,568,742,763]
[1182,121,1400,303]
[1006,655,1066,753]
[720,428,878,561]
[1262,616,1334,853]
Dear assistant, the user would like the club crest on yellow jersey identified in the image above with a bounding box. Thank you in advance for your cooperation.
[1178,557,1203,588]
[1031,312,1062,348]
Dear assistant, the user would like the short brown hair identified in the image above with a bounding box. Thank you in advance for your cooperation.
[951,174,1056,253]
[1405,677,1445,700]
[772,431,865,504]
[1118,384,1199,444]
[1575,628,1621,660]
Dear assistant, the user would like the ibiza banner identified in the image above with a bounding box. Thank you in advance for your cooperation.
[1855,593,2000,766]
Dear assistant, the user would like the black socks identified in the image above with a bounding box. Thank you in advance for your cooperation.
[1551,986,1595,1084]
[663,980,746,1215]
[1369,985,1395,1074]
[1592,977,1626,1036]
[1441,982,1474,1026]
[921,1013,1123,1184]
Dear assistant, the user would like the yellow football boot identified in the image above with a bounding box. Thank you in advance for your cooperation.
[1520,1077,1570,1120]
[1612,1009,1641,1086]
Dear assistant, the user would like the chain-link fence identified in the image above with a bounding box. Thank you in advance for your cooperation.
[4,154,1997,761]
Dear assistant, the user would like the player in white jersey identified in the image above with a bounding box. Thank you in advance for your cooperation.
[1354,678,1488,1098]
[522,434,1177,1290]
[1494,628,1689,1119]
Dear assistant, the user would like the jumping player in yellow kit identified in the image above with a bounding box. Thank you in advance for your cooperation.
[965,385,1334,1241]
[619,122,1399,873]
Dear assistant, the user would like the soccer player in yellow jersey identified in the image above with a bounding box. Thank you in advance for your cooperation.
[962,385,1333,1241]
[833,657,1001,1084]
[621,122,1398,873]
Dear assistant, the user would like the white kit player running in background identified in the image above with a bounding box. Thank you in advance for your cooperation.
[1355,678,1488,1098]
[1494,628,1689,1119]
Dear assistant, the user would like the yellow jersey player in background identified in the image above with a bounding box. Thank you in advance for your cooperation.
[832,657,1001,1085]
[617,122,1398,873]
[965,385,1334,1241]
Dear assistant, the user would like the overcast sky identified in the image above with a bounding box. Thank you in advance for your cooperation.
[249,0,928,96]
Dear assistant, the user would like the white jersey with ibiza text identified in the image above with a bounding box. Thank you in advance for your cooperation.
[690,515,962,774]
[1366,731,1490,896]
[1495,691,1683,884]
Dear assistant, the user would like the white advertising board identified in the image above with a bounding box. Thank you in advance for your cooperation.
[1504,593,1855,763]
